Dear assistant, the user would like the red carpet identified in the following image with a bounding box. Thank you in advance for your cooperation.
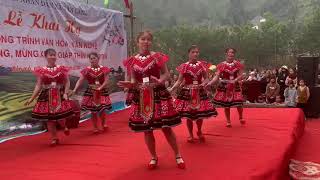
[0,108,305,180]
[290,120,320,179]
[293,119,320,162]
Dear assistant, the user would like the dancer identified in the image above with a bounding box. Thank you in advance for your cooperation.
[169,45,217,143]
[207,48,245,127]
[25,48,74,146]
[118,30,185,169]
[72,52,112,133]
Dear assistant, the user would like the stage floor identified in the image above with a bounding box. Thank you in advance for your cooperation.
[0,108,305,180]
[290,119,320,179]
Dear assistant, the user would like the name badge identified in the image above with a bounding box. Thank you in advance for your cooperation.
[143,77,150,83]
[51,82,57,87]
[193,81,199,85]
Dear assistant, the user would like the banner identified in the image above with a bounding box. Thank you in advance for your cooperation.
[0,0,127,139]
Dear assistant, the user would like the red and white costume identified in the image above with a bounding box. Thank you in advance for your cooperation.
[213,60,244,107]
[80,66,112,112]
[175,61,218,120]
[32,66,74,121]
[124,52,181,132]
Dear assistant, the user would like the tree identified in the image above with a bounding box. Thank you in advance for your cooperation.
[297,7,320,55]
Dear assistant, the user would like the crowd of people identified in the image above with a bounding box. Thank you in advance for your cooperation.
[241,66,310,110]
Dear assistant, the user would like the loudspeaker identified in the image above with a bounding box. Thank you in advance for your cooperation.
[297,56,318,86]
[297,56,320,118]
[306,87,320,118]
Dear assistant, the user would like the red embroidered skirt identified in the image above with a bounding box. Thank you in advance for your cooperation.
[32,88,74,121]
[128,85,181,132]
[213,81,244,107]
[81,87,112,112]
[175,87,218,120]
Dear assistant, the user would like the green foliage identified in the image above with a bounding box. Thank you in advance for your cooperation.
[108,0,320,69]
[152,14,296,70]
[296,7,320,54]
[109,0,320,29]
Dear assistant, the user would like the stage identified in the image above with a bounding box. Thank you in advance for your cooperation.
[290,119,320,179]
[0,108,305,180]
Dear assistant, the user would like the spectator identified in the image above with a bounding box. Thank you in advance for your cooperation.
[260,70,271,94]
[277,65,289,101]
[272,68,279,77]
[284,80,297,107]
[285,68,297,87]
[296,79,310,115]
[117,66,123,73]
[266,75,280,103]
[247,71,257,81]
[244,72,261,103]
[168,69,175,87]
[257,70,266,81]
[273,95,283,105]
[257,94,266,103]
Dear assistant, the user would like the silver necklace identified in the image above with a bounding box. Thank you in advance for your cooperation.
[138,54,150,62]
[91,66,101,72]
[188,61,200,67]
[226,61,235,67]
[46,66,57,72]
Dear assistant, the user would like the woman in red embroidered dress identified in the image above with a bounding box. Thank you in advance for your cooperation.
[72,52,112,133]
[169,45,217,143]
[207,48,245,127]
[118,31,185,170]
[25,49,74,146]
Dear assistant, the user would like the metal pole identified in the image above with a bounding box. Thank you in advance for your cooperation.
[129,2,134,56]
[86,0,89,4]
[275,33,277,65]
